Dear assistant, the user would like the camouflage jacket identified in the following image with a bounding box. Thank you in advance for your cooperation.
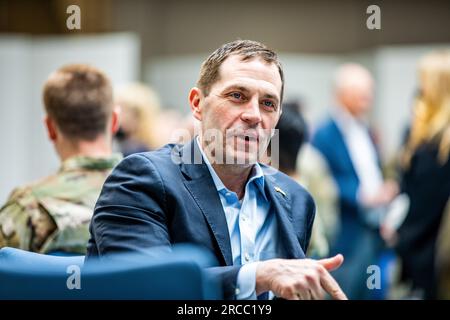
[0,154,122,254]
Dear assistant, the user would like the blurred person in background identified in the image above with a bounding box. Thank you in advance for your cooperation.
[274,101,337,259]
[152,109,189,147]
[312,63,398,299]
[114,82,161,156]
[0,64,121,255]
[297,145,339,258]
[394,50,450,299]
[436,200,450,299]
[169,113,201,145]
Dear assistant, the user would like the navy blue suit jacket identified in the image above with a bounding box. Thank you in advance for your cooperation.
[312,118,382,254]
[312,118,360,221]
[87,139,315,299]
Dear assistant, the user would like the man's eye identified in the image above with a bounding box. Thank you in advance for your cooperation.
[230,92,242,100]
[262,100,275,108]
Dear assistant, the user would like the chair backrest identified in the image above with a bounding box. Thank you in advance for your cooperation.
[0,245,222,300]
[0,247,85,300]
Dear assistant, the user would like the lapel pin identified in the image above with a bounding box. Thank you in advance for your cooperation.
[274,186,286,197]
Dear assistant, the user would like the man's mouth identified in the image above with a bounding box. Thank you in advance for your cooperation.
[234,130,259,143]
[242,135,257,142]
[236,135,258,146]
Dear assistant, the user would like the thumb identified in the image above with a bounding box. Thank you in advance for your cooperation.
[318,254,344,272]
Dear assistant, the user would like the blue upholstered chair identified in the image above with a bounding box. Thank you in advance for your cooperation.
[0,245,222,300]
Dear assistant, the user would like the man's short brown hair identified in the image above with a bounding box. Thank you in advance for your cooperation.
[197,40,284,102]
[43,64,113,141]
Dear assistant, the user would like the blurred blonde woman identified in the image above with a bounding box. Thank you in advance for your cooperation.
[115,83,161,156]
[395,50,450,299]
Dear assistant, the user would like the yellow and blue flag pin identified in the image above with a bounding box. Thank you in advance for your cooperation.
[274,186,286,197]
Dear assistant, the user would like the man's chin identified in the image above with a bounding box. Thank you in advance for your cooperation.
[226,152,258,165]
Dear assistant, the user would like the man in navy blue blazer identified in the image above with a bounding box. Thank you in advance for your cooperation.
[312,64,397,299]
[87,40,347,300]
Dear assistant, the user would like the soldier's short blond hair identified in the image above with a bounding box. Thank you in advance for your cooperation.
[43,64,113,141]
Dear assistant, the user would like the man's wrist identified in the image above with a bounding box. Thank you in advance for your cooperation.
[255,259,278,295]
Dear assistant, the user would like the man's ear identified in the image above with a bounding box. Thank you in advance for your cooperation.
[189,87,203,121]
[44,116,57,141]
[111,106,120,134]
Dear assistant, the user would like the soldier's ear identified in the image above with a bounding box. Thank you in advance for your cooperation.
[111,106,120,135]
[44,116,57,141]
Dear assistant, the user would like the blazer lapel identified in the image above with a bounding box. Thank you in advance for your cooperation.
[265,174,305,259]
[179,139,233,266]
[330,119,360,179]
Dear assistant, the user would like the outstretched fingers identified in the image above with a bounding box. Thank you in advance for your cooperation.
[319,267,348,300]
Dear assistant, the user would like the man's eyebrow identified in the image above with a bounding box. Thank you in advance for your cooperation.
[262,93,279,102]
[221,85,250,93]
[221,85,280,102]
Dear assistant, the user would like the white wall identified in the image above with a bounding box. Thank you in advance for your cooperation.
[145,54,206,112]
[0,37,32,204]
[279,54,340,126]
[0,33,140,203]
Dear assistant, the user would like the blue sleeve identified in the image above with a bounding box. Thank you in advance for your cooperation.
[236,262,259,299]
[312,127,359,211]
[88,154,170,257]
[87,153,242,299]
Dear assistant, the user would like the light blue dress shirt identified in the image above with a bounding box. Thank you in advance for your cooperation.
[196,137,284,299]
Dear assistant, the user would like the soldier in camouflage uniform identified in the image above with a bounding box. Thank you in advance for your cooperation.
[0,155,121,254]
[0,64,121,255]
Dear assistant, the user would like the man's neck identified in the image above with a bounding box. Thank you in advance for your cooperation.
[211,163,253,200]
[198,135,254,199]
[58,137,112,162]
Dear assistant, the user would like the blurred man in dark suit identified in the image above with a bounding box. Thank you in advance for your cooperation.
[312,64,397,299]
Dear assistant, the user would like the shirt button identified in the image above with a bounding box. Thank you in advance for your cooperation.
[244,253,250,262]
[242,216,246,222]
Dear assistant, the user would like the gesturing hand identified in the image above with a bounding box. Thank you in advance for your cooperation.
[255,254,347,300]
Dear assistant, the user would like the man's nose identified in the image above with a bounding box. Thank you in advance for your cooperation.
[241,98,262,125]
